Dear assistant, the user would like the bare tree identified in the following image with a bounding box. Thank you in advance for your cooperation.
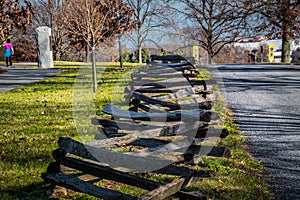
[63,0,135,93]
[0,0,33,44]
[166,0,251,64]
[242,0,300,63]
[124,0,168,63]
[32,0,69,61]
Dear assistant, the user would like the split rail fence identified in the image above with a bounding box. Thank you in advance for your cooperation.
[42,55,230,200]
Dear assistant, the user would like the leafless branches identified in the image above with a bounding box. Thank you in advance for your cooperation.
[166,0,251,64]
[62,0,136,92]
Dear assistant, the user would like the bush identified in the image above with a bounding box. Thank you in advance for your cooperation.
[120,47,150,63]
[135,47,150,63]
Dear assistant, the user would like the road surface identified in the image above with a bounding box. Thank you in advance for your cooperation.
[213,64,300,199]
[0,67,60,93]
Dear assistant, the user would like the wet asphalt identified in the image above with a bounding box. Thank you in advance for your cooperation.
[212,64,300,200]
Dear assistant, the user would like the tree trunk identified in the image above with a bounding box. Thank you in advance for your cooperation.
[86,44,90,62]
[208,54,213,65]
[118,35,123,69]
[137,30,142,63]
[281,25,291,63]
[138,45,142,64]
[92,46,97,93]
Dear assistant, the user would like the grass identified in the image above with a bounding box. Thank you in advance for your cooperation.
[0,62,137,199]
[193,111,272,199]
[0,61,272,199]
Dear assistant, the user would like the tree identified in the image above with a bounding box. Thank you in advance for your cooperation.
[124,0,167,63]
[63,0,135,93]
[242,0,300,63]
[32,0,69,61]
[166,0,251,64]
[13,29,37,62]
[134,47,150,63]
[0,0,33,44]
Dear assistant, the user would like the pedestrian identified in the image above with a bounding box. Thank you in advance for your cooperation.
[4,39,14,67]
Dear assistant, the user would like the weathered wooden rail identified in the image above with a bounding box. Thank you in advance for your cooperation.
[43,55,230,199]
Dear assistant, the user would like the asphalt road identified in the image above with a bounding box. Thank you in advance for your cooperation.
[0,67,60,93]
[212,64,300,199]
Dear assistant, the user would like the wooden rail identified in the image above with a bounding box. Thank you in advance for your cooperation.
[43,55,229,199]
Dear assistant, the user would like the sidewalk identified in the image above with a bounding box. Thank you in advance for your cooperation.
[0,66,60,93]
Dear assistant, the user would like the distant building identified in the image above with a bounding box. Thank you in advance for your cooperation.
[234,39,300,63]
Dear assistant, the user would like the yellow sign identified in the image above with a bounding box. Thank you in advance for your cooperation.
[193,46,199,61]
[268,44,275,62]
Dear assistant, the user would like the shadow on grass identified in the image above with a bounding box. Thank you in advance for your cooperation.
[0,182,56,200]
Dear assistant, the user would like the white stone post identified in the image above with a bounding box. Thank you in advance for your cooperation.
[36,26,54,68]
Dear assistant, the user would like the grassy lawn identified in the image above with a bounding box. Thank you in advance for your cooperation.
[0,62,272,199]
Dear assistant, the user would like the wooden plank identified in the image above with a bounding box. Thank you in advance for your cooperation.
[132,72,197,79]
[101,126,157,136]
[150,55,195,64]
[58,137,175,172]
[42,173,137,200]
[189,80,215,86]
[70,136,213,176]
[102,104,217,122]
[91,116,159,130]
[96,126,227,140]
[141,64,198,73]
[128,138,170,148]
[193,128,229,139]
[176,97,208,105]
[139,64,181,71]
[131,95,207,111]
[136,66,196,75]
[130,101,153,113]
[181,145,231,158]
[136,64,192,74]
[90,128,166,148]
[151,88,196,101]
[131,92,182,110]
[150,60,192,67]
[92,117,226,139]
[126,87,209,96]
[153,164,212,177]
[139,178,185,200]
[126,86,195,94]
[53,154,161,190]
[129,78,197,88]
[125,80,207,90]
[176,191,207,200]
[125,138,230,158]
[150,55,187,62]
[91,120,201,145]
[132,70,183,77]
[91,115,113,125]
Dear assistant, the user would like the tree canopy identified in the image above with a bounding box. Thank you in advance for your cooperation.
[0,0,33,43]
[242,0,300,62]
[62,0,136,92]
[166,0,251,64]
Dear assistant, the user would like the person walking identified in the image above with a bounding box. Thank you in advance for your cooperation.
[4,39,14,67]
